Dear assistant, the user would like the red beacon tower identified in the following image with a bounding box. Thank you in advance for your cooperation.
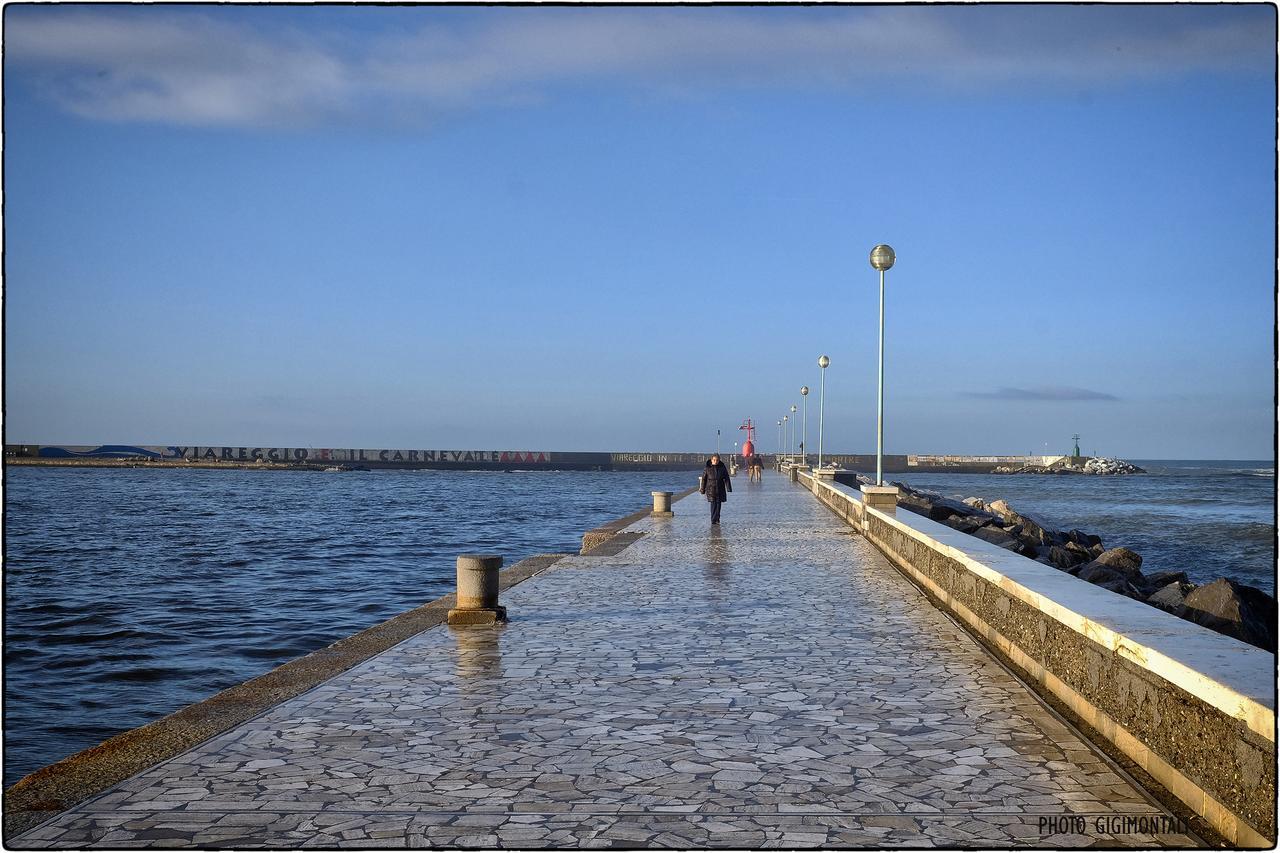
[738,419,757,464]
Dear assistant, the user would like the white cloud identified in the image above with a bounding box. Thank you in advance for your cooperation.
[4,7,1269,128]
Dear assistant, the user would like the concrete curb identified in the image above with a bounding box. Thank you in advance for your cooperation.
[581,485,698,554]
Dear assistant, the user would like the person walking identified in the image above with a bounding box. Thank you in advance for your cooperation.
[749,453,763,483]
[701,453,732,524]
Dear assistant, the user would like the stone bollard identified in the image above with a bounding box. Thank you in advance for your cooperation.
[860,485,899,516]
[448,554,507,626]
[788,466,799,482]
[651,491,674,517]
[815,467,838,480]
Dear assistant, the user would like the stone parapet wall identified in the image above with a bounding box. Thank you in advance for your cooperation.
[795,469,1276,846]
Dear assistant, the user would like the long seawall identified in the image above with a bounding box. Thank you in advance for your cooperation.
[792,465,1275,846]
[7,445,1073,473]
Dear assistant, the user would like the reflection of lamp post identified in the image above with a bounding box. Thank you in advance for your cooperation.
[870,243,895,486]
[817,355,830,471]
[789,405,797,462]
[800,386,809,465]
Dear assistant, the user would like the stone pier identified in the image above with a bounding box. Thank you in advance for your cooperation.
[10,472,1203,848]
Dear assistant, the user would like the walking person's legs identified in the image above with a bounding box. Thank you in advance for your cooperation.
[711,500,722,524]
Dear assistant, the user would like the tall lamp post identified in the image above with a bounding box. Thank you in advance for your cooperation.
[777,419,783,462]
[817,355,830,471]
[789,405,797,462]
[870,243,895,486]
[782,415,789,464]
[800,386,809,465]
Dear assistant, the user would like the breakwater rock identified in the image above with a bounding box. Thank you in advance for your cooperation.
[992,456,1145,475]
[885,479,1275,651]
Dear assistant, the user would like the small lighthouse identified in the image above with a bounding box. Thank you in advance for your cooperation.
[738,419,757,464]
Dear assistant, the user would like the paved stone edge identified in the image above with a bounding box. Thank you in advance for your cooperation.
[581,485,698,554]
[2,551,578,840]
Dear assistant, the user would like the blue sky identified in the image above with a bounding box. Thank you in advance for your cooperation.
[3,4,1275,458]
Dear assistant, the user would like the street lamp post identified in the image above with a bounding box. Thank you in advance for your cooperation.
[800,386,809,465]
[870,244,896,486]
[782,415,789,464]
[817,355,829,471]
[777,419,783,462]
[783,404,793,461]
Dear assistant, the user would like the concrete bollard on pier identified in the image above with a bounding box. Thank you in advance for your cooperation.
[447,554,507,626]
[651,491,674,517]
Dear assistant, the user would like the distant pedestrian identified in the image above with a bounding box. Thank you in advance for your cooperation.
[701,453,732,524]
[749,454,763,482]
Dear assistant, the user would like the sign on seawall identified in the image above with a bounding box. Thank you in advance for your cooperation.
[15,446,718,470]
[28,445,553,464]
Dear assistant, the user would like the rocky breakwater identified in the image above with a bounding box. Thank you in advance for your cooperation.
[886,480,1275,651]
[993,457,1145,475]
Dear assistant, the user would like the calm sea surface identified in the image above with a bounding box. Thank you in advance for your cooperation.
[4,461,1275,785]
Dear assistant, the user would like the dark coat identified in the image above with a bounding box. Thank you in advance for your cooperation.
[701,460,732,502]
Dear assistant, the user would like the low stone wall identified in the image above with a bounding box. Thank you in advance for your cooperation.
[795,469,1276,847]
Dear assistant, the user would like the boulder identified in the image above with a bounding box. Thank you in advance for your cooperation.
[1146,581,1194,616]
[1077,564,1145,600]
[1082,457,1146,475]
[987,499,1015,520]
[1145,570,1189,588]
[1098,576,1147,601]
[1016,541,1042,559]
[962,497,989,512]
[1079,547,1144,582]
[1008,511,1065,547]
[942,514,993,534]
[895,484,998,524]
[1037,544,1087,570]
[896,495,932,518]
[1063,541,1093,561]
[1066,529,1103,549]
[1182,579,1276,651]
[924,497,991,523]
[972,527,1021,551]
[1078,563,1125,585]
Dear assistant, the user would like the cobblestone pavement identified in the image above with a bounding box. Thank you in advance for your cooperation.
[15,473,1198,848]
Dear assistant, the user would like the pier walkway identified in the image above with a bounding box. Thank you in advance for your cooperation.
[15,473,1197,848]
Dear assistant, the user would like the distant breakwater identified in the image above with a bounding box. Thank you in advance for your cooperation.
[7,445,1130,474]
